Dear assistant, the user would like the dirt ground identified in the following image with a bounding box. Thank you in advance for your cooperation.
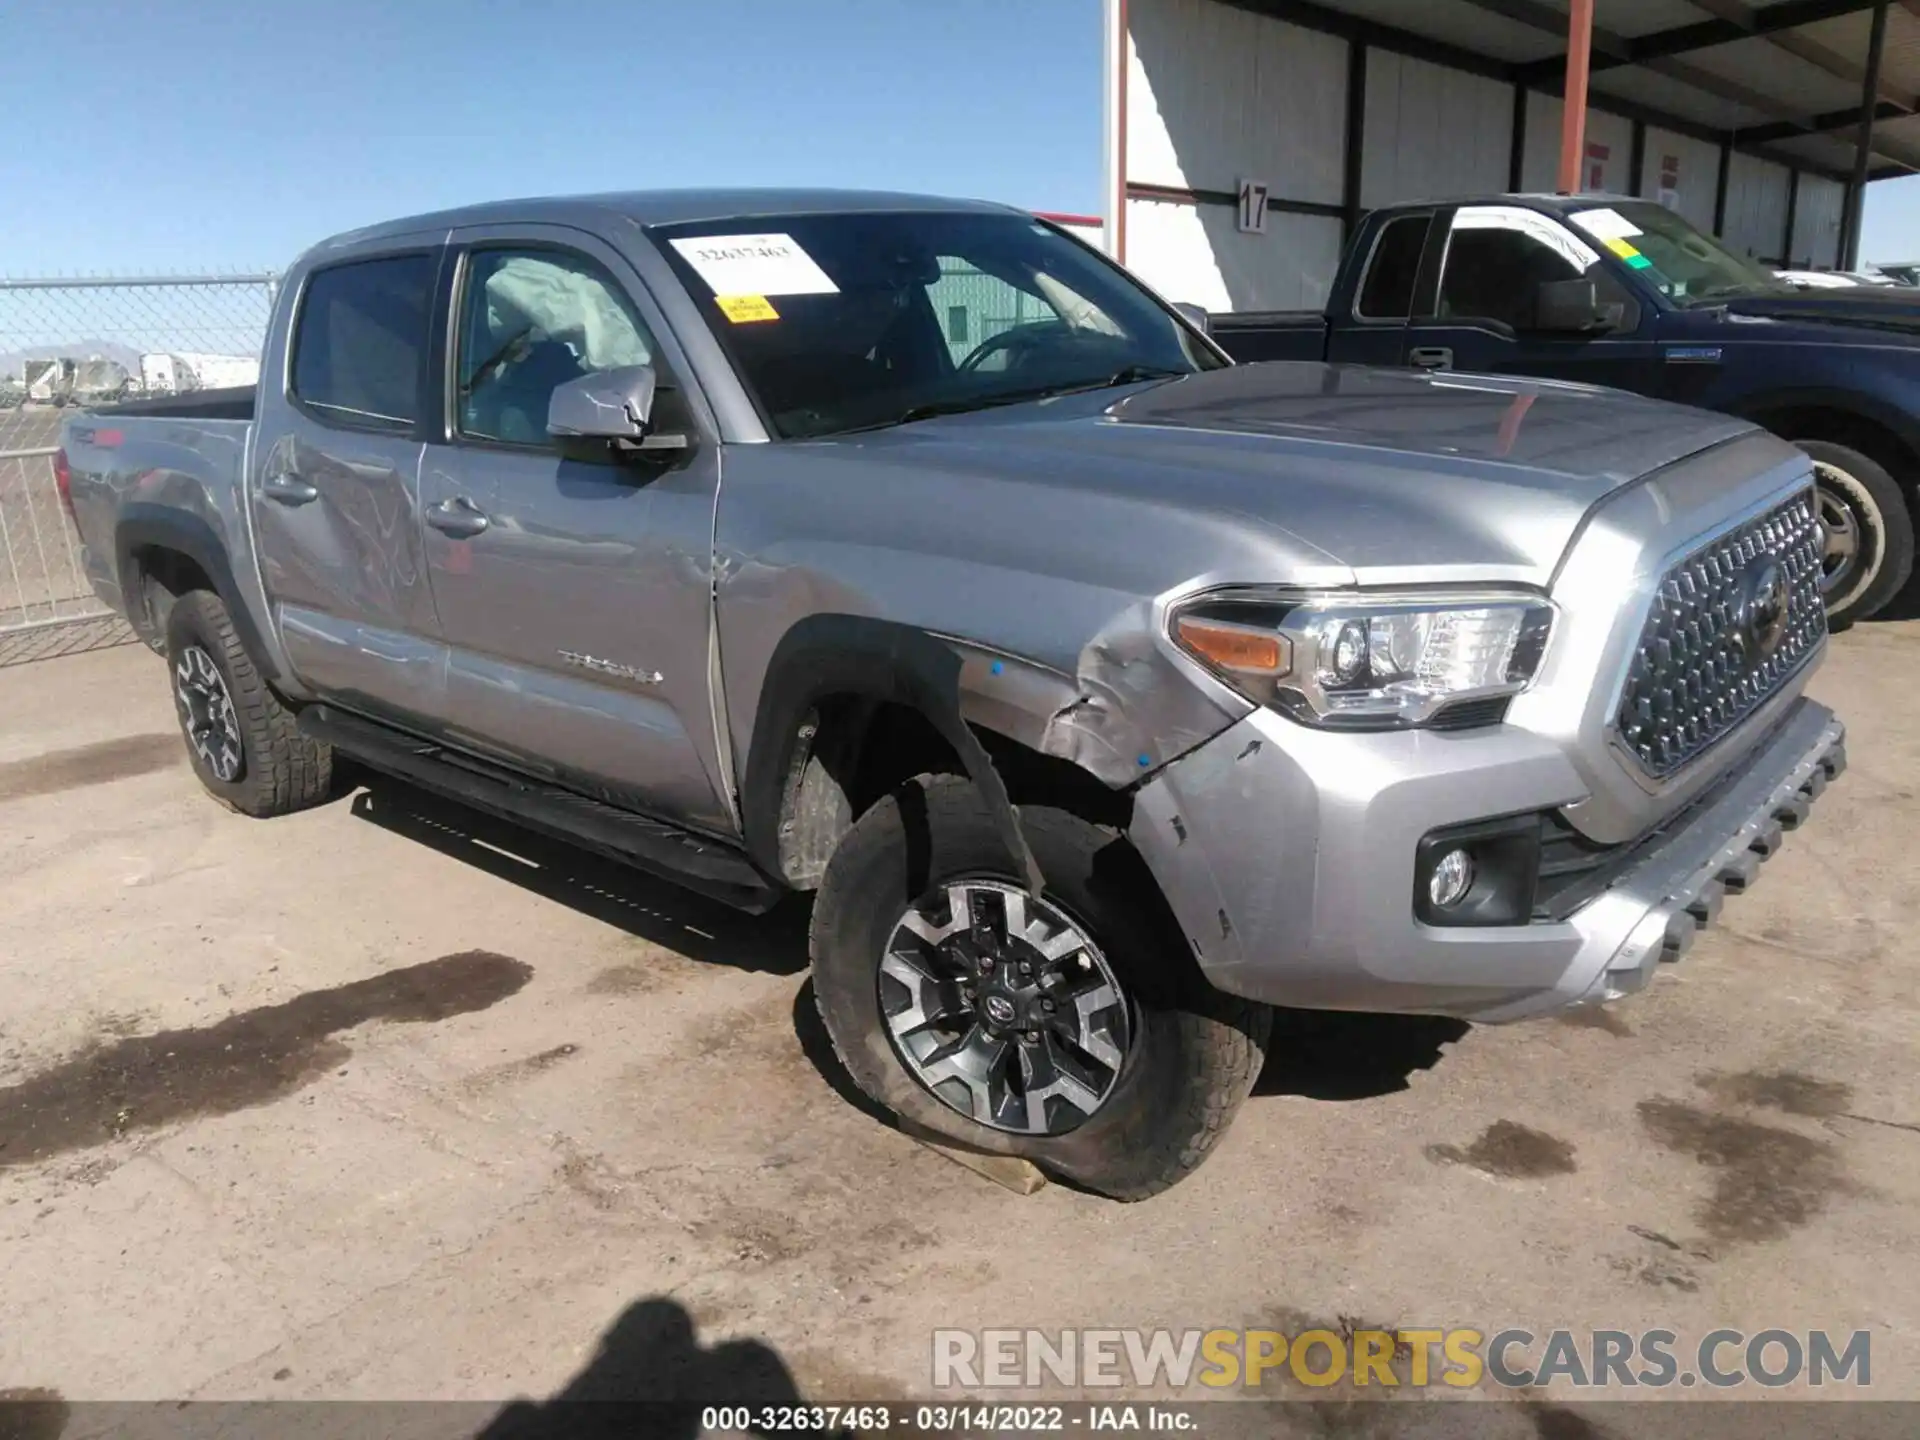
[1,631,1916,1424]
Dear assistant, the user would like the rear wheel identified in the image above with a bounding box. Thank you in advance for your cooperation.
[810,774,1270,1200]
[165,590,332,817]
[1796,438,1913,626]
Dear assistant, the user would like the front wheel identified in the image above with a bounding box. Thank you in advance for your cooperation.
[1796,438,1914,626]
[809,775,1270,1200]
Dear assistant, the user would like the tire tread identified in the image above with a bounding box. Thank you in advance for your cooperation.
[810,774,1269,1201]
[168,590,332,817]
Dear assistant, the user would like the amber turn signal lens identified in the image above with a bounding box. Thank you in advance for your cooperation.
[1175,615,1288,676]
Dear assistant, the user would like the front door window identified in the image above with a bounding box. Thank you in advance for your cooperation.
[456,249,656,447]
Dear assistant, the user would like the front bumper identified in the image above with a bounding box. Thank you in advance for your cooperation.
[1128,697,1844,1023]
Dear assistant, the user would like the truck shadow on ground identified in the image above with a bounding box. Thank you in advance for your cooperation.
[1860,561,1920,623]
[346,776,811,978]
[792,976,1469,1128]
[473,1296,823,1440]
[347,776,1466,1112]
[1254,1009,1470,1101]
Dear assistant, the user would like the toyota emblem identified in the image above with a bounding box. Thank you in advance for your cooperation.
[1734,557,1790,662]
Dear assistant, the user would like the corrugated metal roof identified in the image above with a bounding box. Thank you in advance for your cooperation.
[1271,0,1920,182]
[1680,36,1868,113]
[1578,0,1716,38]
[1798,7,1920,97]
[1867,108,1920,146]
[1588,62,1773,130]
[1310,0,1563,60]
[1765,131,1868,168]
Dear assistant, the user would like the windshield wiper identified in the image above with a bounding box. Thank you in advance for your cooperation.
[837,368,1189,436]
[1683,282,1787,305]
[840,384,1079,434]
[1095,364,1189,388]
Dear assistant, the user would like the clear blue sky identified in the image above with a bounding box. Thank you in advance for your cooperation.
[0,0,1105,275]
[4,0,1918,274]
[1862,177,1920,267]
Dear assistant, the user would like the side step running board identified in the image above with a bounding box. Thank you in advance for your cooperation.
[299,704,782,914]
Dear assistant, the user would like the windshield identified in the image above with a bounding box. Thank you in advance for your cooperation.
[651,210,1223,439]
[1566,201,1791,305]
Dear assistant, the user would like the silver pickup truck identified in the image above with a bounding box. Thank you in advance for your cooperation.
[57,189,1844,1198]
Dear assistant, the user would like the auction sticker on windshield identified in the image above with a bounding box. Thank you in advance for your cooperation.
[668,233,839,296]
[1603,237,1657,271]
[715,295,780,324]
[1570,207,1642,242]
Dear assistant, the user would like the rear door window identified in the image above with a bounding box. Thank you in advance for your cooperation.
[290,254,436,431]
[1355,214,1431,320]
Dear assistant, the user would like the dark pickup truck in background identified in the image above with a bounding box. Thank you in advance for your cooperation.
[1211,194,1920,627]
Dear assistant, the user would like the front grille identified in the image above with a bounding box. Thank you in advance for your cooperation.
[1615,491,1824,778]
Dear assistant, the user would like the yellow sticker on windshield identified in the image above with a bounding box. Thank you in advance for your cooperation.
[716,294,779,323]
[1602,235,1656,270]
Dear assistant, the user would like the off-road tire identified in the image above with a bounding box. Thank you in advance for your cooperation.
[810,774,1270,1200]
[164,589,332,817]
[1795,438,1913,627]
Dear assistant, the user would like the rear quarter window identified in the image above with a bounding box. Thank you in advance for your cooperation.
[1356,214,1432,321]
[290,254,436,431]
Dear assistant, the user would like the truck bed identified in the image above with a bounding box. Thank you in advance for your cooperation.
[1207,311,1329,364]
[59,402,254,634]
[86,385,255,421]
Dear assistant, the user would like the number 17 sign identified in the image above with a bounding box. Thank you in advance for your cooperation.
[1237,178,1270,235]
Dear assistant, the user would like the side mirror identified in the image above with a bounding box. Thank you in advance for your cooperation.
[1173,302,1212,335]
[1533,279,1608,334]
[546,364,687,452]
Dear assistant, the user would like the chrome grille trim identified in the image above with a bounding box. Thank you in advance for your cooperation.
[1613,489,1825,779]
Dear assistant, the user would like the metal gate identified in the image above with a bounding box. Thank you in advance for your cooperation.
[0,274,276,666]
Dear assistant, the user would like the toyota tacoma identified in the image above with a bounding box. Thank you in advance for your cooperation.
[56,189,1844,1197]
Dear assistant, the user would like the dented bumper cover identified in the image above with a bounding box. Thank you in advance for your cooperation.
[1127,695,1844,1023]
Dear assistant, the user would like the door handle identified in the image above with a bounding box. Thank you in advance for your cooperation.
[262,473,319,505]
[1408,346,1454,371]
[425,496,491,539]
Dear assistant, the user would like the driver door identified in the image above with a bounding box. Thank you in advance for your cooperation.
[1404,205,1657,394]
[418,224,736,835]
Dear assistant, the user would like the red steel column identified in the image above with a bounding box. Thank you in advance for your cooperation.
[1557,0,1595,194]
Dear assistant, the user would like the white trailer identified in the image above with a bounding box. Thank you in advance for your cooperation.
[141,353,188,395]
[174,352,261,391]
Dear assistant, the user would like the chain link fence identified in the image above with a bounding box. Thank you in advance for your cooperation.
[0,274,275,665]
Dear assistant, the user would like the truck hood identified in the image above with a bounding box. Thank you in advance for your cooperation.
[844,362,1768,584]
[1717,285,1920,339]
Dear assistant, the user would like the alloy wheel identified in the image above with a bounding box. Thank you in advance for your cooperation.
[1813,461,1867,600]
[877,879,1131,1135]
[174,645,244,783]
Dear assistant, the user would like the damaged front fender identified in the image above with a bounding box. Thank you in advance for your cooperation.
[945,595,1252,789]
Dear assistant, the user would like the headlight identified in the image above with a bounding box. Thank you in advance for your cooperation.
[1172,589,1554,729]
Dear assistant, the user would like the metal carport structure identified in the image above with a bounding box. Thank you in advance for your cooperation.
[1103,0,1920,311]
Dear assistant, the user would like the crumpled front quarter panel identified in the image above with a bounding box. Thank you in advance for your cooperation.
[710,439,1320,790]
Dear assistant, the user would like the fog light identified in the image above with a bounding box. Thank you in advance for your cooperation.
[1414,816,1540,927]
[1428,848,1475,908]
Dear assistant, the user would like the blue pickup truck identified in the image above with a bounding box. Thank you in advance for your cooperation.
[1211,194,1920,627]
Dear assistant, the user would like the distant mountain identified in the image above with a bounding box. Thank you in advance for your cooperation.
[0,340,145,380]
